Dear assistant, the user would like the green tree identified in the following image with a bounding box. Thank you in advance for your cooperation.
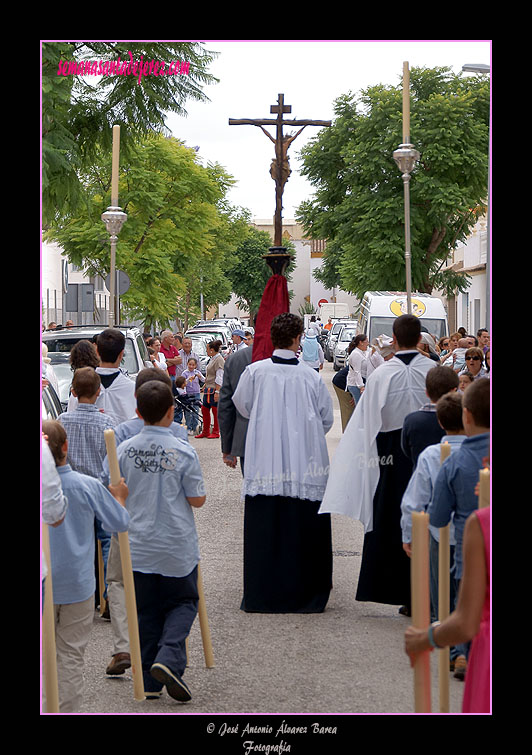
[42,41,219,226]
[44,134,244,330]
[224,228,295,322]
[296,67,489,299]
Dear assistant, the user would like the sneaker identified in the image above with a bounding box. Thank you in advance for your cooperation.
[105,652,131,675]
[453,655,467,681]
[150,662,192,702]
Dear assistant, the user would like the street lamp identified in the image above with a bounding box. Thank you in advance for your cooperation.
[462,63,490,74]
[101,206,127,327]
[393,62,420,315]
[393,143,420,316]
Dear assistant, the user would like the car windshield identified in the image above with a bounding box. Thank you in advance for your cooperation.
[338,328,357,343]
[187,330,228,344]
[368,317,447,342]
[43,334,140,374]
[189,338,208,355]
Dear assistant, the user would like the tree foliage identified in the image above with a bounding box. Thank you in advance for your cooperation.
[44,135,248,330]
[224,227,296,322]
[296,67,489,298]
[42,41,219,226]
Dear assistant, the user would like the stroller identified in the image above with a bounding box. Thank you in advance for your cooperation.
[174,393,203,436]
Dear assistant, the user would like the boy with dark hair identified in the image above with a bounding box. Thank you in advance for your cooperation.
[112,380,207,701]
[429,377,490,679]
[42,420,130,713]
[401,391,466,669]
[100,367,187,676]
[59,367,117,478]
[401,366,459,467]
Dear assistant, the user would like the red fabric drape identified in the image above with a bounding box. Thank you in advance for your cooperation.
[252,274,290,363]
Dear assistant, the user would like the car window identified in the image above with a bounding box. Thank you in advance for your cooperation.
[121,338,139,375]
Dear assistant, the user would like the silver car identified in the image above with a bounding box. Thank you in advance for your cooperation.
[332,325,358,371]
[325,319,355,362]
[42,325,152,381]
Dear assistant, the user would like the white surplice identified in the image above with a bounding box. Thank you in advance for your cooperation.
[319,351,435,532]
[232,349,334,501]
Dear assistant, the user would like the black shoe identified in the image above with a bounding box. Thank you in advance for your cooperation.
[150,663,192,702]
[398,605,411,617]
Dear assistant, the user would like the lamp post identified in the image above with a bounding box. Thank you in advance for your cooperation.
[462,63,491,328]
[393,62,420,315]
[101,125,127,327]
[101,206,127,327]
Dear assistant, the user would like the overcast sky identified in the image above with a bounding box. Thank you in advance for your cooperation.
[165,40,491,222]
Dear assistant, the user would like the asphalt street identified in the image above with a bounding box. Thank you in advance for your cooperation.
[69,360,465,717]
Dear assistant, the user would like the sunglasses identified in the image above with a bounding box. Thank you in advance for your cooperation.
[466,356,481,361]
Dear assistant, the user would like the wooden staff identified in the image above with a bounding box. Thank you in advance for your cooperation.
[478,468,490,509]
[197,562,215,668]
[97,540,106,617]
[111,124,120,206]
[411,511,431,712]
[403,61,410,143]
[438,442,452,712]
[104,429,145,701]
[42,522,59,713]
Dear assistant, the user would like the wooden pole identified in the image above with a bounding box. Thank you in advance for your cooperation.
[97,540,106,617]
[438,442,451,711]
[42,522,59,713]
[111,125,120,206]
[104,429,145,701]
[411,511,431,712]
[403,62,410,143]
[478,468,490,508]
[197,562,215,668]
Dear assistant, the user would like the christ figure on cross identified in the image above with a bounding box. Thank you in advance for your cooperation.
[229,94,331,247]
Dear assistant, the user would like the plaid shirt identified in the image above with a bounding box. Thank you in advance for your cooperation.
[59,404,117,479]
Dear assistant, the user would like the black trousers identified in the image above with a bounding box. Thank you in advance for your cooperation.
[133,567,199,692]
[241,495,332,614]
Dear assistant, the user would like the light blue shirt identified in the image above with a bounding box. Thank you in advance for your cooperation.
[429,432,490,579]
[113,416,188,446]
[49,465,130,604]
[116,426,205,578]
[401,435,465,545]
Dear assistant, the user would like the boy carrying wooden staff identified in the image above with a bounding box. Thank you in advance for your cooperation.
[42,420,130,713]
[111,380,207,701]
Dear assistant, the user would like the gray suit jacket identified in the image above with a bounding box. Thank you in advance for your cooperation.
[218,345,253,457]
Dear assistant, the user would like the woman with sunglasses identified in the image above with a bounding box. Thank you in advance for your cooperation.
[458,347,487,380]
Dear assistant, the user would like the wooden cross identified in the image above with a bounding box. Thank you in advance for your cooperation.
[229,94,331,247]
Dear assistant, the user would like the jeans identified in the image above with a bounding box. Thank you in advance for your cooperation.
[95,520,111,600]
[133,567,199,692]
[183,396,201,431]
[347,385,362,403]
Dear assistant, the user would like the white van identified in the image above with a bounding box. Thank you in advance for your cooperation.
[318,302,351,322]
[356,291,448,343]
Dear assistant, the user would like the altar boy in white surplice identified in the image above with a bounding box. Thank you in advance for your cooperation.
[319,314,435,612]
[232,313,334,613]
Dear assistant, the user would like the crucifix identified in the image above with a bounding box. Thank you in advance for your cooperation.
[229,94,331,250]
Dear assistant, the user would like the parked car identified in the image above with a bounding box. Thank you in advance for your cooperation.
[185,326,232,356]
[186,335,211,375]
[42,325,152,381]
[324,319,355,362]
[47,352,73,411]
[332,324,359,371]
[42,382,63,420]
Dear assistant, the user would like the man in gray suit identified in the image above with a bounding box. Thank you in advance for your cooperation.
[218,345,253,472]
